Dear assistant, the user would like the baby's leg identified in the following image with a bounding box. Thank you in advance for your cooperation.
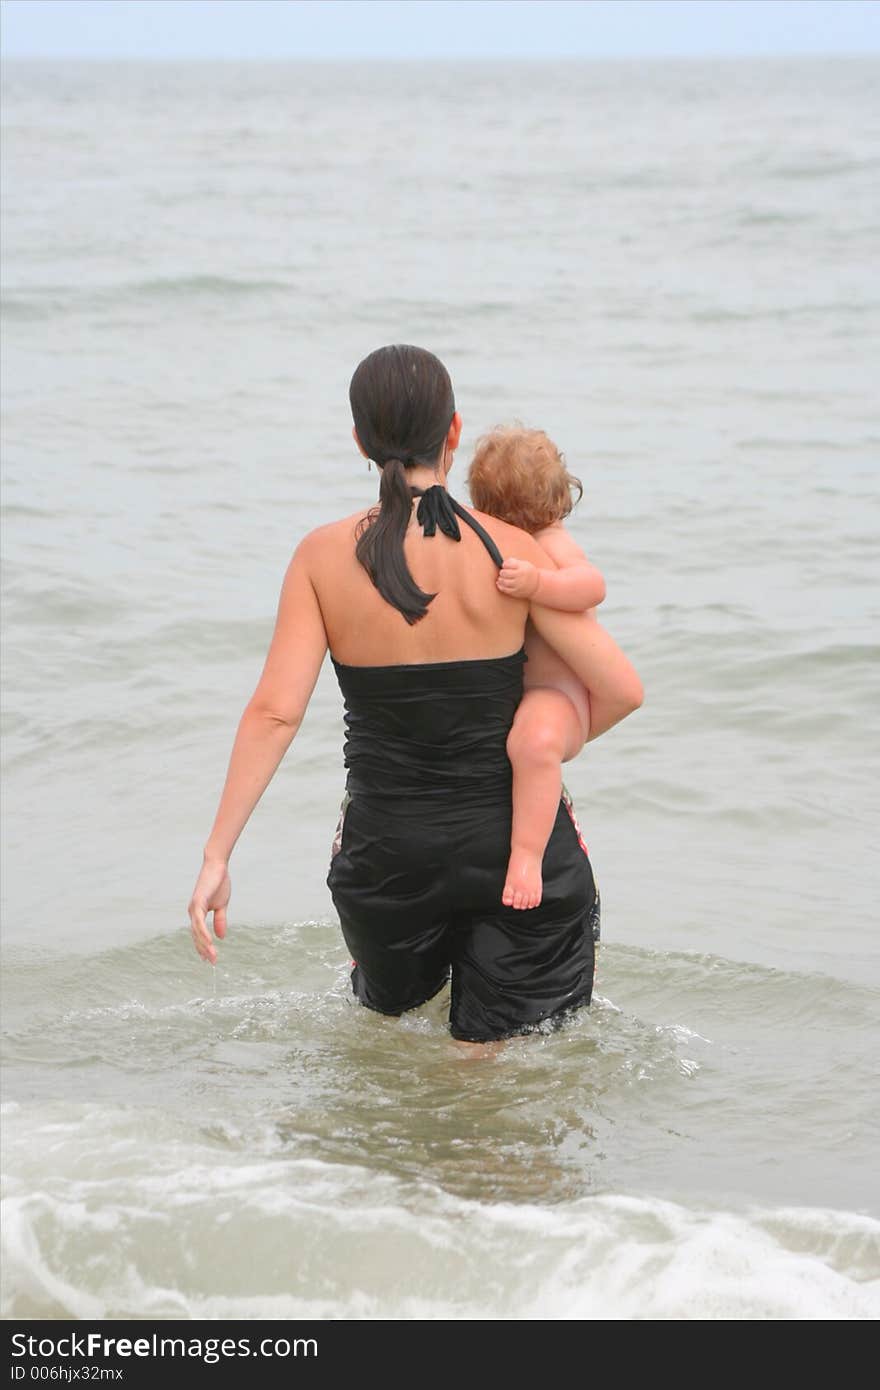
[504,688,587,910]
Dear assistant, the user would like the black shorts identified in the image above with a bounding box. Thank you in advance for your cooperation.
[327,788,599,1043]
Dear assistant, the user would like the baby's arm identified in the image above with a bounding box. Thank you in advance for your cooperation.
[497,523,605,611]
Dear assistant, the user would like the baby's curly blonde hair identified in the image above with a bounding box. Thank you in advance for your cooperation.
[467,426,583,535]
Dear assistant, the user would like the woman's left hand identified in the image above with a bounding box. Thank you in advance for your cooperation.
[188,857,231,963]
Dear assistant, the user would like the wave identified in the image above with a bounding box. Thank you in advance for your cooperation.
[3,927,877,1060]
[764,157,880,182]
[687,301,877,325]
[2,1109,878,1320]
[1,274,295,319]
[1,923,872,995]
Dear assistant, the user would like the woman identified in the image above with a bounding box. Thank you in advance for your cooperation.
[188,345,642,1046]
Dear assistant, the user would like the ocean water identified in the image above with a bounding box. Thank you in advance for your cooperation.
[1,59,878,1320]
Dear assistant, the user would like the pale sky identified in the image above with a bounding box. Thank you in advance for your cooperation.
[1,0,879,61]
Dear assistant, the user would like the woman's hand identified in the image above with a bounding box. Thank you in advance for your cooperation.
[497,557,539,598]
[188,856,231,963]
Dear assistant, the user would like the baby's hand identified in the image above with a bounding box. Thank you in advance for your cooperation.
[497,557,539,599]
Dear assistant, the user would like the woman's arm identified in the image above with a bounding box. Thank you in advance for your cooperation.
[529,606,643,741]
[189,538,328,962]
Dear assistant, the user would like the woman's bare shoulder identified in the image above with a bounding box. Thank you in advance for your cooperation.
[294,510,371,559]
[461,506,552,566]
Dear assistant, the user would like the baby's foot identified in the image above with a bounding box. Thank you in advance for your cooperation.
[502,849,543,910]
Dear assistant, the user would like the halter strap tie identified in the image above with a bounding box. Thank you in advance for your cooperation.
[409,485,504,568]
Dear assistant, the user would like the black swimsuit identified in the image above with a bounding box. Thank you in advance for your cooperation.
[326,488,598,1043]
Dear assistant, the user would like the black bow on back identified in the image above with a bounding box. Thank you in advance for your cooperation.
[409,485,505,567]
[412,484,462,542]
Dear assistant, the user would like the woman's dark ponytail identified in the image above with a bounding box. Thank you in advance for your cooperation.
[355,457,435,625]
[349,345,456,625]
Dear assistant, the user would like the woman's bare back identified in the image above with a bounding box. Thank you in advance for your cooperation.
[304,499,548,667]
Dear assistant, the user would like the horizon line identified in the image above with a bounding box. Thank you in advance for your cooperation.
[2,51,877,63]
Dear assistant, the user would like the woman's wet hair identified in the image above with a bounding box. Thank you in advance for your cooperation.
[350,344,456,624]
[468,426,582,534]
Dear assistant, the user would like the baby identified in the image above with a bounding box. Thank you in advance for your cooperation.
[468,427,605,910]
